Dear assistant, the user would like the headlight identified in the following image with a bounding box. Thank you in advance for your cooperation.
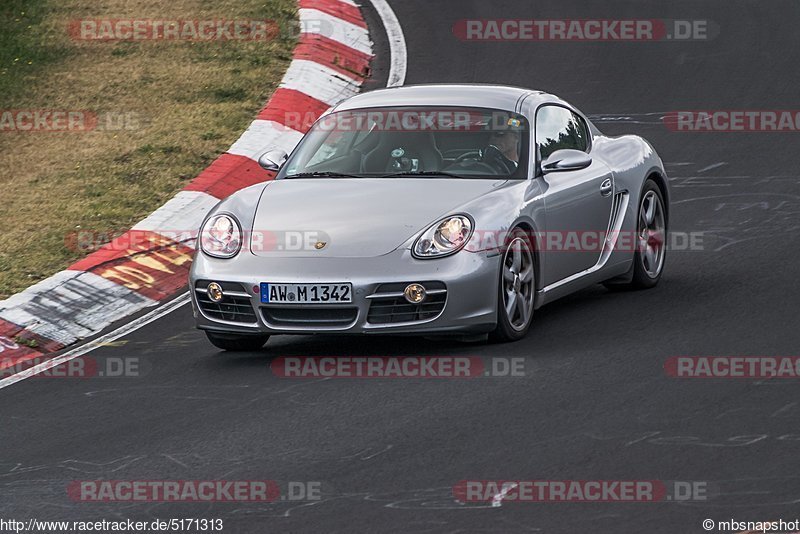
[200,214,242,258]
[412,214,473,259]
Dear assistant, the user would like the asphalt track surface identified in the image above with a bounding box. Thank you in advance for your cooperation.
[3,1,800,533]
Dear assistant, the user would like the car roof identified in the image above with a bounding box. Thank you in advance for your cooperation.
[332,84,551,114]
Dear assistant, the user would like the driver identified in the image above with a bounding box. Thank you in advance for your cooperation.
[445,116,524,175]
[487,129,520,165]
[482,123,521,173]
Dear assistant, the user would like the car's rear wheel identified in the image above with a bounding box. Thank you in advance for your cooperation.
[490,228,535,342]
[205,331,269,352]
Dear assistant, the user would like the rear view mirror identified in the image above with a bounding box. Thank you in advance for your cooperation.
[258,149,288,171]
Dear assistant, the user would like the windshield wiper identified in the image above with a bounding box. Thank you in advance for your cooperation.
[284,171,365,179]
[382,171,468,179]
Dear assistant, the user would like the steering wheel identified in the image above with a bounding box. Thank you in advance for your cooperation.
[481,145,514,175]
[454,150,482,163]
[442,159,500,175]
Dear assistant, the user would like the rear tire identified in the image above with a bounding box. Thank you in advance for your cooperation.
[490,228,536,343]
[205,331,269,352]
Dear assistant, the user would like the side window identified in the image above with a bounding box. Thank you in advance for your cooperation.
[535,106,589,159]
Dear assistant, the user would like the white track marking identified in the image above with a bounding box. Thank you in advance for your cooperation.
[132,190,220,244]
[0,271,156,346]
[491,482,519,507]
[281,59,364,105]
[697,161,727,174]
[227,120,305,160]
[300,8,371,55]
[0,293,190,391]
[366,0,407,86]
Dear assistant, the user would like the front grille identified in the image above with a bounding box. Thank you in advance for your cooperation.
[262,307,358,328]
[195,280,257,324]
[367,282,447,324]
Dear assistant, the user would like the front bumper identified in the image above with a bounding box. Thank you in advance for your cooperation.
[189,247,500,335]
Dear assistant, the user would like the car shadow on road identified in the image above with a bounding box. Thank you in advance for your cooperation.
[199,273,700,374]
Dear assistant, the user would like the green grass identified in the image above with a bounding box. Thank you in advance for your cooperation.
[0,0,298,298]
[0,0,69,98]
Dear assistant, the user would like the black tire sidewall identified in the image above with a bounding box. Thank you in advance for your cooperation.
[631,179,667,288]
[491,228,535,342]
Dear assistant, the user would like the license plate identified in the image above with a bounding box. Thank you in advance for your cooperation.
[260,283,352,304]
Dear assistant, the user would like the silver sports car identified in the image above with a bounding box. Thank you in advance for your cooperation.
[190,84,668,351]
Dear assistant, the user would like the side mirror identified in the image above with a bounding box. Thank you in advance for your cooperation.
[257,149,288,171]
[541,149,592,173]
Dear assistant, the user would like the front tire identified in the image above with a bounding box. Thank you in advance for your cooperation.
[605,179,667,290]
[490,228,536,342]
[205,331,269,352]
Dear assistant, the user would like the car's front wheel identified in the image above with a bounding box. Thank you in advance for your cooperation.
[205,331,269,352]
[605,179,667,290]
[490,228,536,342]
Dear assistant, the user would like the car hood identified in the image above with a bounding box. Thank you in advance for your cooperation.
[250,178,505,258]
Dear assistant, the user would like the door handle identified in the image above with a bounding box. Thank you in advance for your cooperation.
[600,178,613,197]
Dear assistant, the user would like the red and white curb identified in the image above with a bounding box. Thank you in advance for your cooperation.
[0,0,379,375]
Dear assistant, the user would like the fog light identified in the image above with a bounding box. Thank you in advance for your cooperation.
[404,283,426,304]
[207,282,224,302]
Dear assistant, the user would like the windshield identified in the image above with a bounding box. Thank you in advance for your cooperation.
[278,107,530,179]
